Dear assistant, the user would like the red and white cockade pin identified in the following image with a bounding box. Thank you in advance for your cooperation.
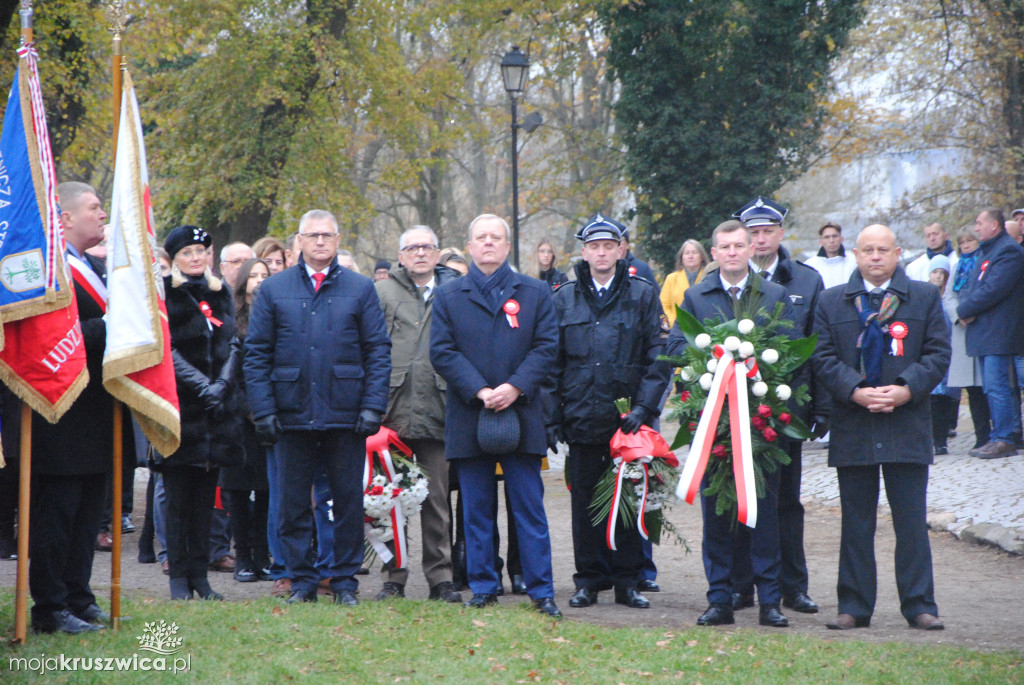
[199,301,223,327]
[628,265,637,276]
[979,260,990,280]
[503,299,520,328]
[888,320,908,356]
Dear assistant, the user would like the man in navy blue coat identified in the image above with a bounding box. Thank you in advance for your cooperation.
[956,208,1024,459]
[666,220,795,629]
[245,209,391,606]
[430,214,562,618]
[813,224,949,631]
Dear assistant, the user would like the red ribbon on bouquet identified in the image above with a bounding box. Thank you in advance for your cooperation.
[675,344,759,528]
[605,424,677,550]
[364,427,414,568]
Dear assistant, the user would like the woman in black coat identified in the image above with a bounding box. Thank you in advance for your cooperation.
[219,258,272,583]
[162,225,244,600]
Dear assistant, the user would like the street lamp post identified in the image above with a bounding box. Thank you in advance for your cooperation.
[501,46,530,270]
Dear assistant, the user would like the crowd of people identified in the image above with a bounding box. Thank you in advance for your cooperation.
[7,180,1023,636]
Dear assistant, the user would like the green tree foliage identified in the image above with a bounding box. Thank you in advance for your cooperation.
[603,0,864,269]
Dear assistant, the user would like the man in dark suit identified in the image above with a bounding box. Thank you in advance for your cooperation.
[245,209,391,606]
[666,220,795,628]
[813,224,950,631]
[729,197,825,615]
[955,208,1024,459]
[430,213,562,618]
[548,215,670,611]
[29,182,114,634]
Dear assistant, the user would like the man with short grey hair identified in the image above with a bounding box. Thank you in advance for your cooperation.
[373,225,462,603]
[219,241,255,289]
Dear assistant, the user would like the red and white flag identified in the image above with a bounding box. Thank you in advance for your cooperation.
[102,70,179,456]
[0,45,87,431]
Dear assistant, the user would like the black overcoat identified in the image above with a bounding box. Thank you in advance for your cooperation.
[811,268,951,467]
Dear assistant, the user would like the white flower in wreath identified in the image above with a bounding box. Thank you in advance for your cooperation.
[751,381,768,397]
[706,358,718,373]
[775,384,792,401]
[699,373,713,390]
[723,335,741,351]
[761,348,779,364]
[738,341,756,359]
[695,333,712,349]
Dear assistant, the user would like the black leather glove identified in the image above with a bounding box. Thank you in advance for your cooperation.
[199,379,228,415]
[620,406,652,434]
[545,424,563,452]
[254,414,282,446]
[811,415,830,439]
[172,349,211,395]
[353,409,383,438]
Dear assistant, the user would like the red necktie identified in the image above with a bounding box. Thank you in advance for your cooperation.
[312,272,326,291]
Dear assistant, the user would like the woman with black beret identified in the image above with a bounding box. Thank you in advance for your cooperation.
[162,225,244,600]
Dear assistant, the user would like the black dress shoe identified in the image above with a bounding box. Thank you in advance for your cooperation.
[637,579,660,593]
[569,587,598,608]
[257,566,275,582]
[74,604,110,624]
[0,537,16,560]
[697,604,735,626]
[285,589,318,604]
[614,588,650,609]
[428,581,463,603]
[827,613,870,630]
[511,574,527,595]
[758,604,789,627]
[533,597,563,618]
[234,567,257,583]
[910,613,944,630]
[731,592,755,610]
[465,593,498,608]
[33,609,104,635]
[375,582,406,600]
[782,592,819,614]
[334,590,359,606]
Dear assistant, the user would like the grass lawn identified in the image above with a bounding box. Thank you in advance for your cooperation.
[0,594,1020,683]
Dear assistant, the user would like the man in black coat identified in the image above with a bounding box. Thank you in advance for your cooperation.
[728,197,825,615]
[955,208,1024,459]
[813,224,950,631]
[666,220,795,628]
[29,182,116,633]
[245,209,391,606]
[548,215,670,611]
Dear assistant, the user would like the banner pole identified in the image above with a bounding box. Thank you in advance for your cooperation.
[107,0,128,630]
[12,0,34,647]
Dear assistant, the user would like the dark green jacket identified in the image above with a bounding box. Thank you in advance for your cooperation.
[375,264,461,441]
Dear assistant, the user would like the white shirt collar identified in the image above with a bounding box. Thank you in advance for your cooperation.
[719,271,749,293]
[305,263,330,279]
[418,276,436,298]
[592,272,615,293]
[750,255,779,280]
[863,277,891,292]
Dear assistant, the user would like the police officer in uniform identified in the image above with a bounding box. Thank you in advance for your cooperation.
[547,214,670,610]
[728,197,825,615]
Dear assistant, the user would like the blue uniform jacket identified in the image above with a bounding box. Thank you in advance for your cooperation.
[955,229,1024,356]
[244,255,391,430]
[430,265,558,459]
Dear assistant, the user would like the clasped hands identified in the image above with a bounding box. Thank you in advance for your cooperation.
[852,385,911,413]
[476,383,522,412]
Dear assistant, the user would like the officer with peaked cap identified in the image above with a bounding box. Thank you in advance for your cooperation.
[728,195,825,616]
[548,213,670,610]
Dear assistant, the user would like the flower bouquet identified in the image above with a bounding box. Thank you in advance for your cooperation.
[662,292,816,527]
[589,399,687,550]
[363,427,429,568]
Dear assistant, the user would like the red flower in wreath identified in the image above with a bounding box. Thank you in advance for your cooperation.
[752,416,767,430]
[757,404,773,418]
[368,486,384,496]
[680,390,691,402]
[778,412,792,425]
[711,444,729,459]
[762,427,778,442]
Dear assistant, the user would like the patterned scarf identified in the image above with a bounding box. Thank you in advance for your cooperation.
[855,290,901,386]
[952,251,977,293]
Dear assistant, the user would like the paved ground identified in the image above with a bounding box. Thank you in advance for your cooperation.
[2,407,1022,652]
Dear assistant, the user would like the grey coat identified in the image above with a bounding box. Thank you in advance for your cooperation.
[812,268,951,467]
[941,287,981,388]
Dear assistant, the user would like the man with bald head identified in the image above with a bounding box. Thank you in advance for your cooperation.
[812,225,950,632]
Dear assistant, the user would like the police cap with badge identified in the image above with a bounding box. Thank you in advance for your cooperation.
[576,212,625,243]
[733,196,788,228]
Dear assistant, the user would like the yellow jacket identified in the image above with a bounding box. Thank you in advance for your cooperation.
[660,267,705,324]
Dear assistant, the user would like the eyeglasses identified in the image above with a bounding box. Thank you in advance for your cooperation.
[301,232,339,242]
[401,244,439,254]
[178,247,208,259]
[221,258,248,266]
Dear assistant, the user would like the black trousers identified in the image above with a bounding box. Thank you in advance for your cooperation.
[731,439,809,598]
[222,488,270,568]
[163,465,219,579]
[29,471,107,626]
[567,443,642,592]
[836,463,938,623]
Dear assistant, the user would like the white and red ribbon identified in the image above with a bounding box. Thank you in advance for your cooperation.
[198,301,223,329]
[606,453,652,551]
[363,428,414,568]
[675,344,758,528]
[979,260,990,281]
[888,321,908,356]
